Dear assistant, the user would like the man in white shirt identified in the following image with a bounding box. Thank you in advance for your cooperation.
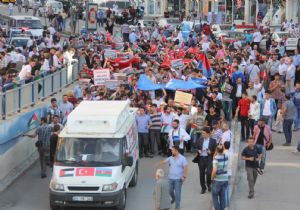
[278,58,287,81]
[252,28,262,51]
[249,95,260,136]
[220,123,232,147]
[168,119,191,155]
[29,46,39,58]
[18,58,36,81]
[175,107,190,130]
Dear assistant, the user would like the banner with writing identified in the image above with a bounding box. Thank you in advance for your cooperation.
[171,59,184,70]
[94,69,111,85]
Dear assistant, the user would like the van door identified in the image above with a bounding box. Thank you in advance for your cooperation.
[122,137,131,186]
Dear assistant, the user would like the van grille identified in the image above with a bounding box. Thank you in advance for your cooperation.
[68,186,99,191]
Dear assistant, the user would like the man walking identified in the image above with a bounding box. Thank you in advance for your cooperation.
[157,146,188,210]
[149,104,162,155]
[211,144,229,210]
[252,118,272,173]
[235,92,251,141]
[282,95,296,146]
[241,137,262,199]
[168,119,191,155]
[24,117,53,178]
[135,107,152,158]
[195,127,217,194]
[260,90,277,129]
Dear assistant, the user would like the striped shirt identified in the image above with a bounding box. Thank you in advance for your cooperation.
[211,128,223,144]
[150,113,162,131]
[35,124,53,148]
[213,154,229,181]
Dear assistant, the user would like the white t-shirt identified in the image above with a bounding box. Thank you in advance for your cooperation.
[253,32,262,42]
[263,99,272,116]
[18,64,32,80]
[152,98,164,107]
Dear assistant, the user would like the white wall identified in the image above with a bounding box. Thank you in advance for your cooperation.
[0,136,38,192]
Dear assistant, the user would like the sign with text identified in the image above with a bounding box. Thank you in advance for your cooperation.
[105,80,123,90]
[104,49,117,59]
[174,91,193,108]
[171,59,184,70]
[94,69,110,85]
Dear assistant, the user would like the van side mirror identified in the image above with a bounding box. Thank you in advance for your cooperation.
[125,156,133,167]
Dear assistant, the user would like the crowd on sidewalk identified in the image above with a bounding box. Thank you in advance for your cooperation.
[13,13,300,210]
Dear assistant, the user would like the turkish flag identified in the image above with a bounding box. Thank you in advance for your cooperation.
[75,168,95,176]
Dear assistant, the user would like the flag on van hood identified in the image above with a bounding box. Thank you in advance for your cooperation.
[59,168,75,177]
[27,113,39,129]
[95,168,112,177]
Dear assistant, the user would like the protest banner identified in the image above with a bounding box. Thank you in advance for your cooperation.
[104,49,117,59]
[121,66,134,75]
[171,59,184,70]
[94,69,111,85]
[174,91,193,108]
[105,80,123,90]
[113,73,127,81]
[117,52,133,59]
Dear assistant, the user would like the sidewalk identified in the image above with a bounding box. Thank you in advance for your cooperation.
[230,131,300,210]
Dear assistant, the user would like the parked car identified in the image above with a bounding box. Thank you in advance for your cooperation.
[7,28,32,43]
[9,37,31,49]
[220,31,245,45]
[129,19,157,29]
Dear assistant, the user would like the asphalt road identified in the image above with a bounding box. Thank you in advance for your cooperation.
[0,153,212,210]
[231,131,300,210]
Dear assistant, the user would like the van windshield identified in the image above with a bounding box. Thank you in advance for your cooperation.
[56,138,121,167]
[16,20,43,29]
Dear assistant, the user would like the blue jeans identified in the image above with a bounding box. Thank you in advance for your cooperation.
[297,141,300,152]
[169,179,182,209]
[191,133,200,152]
[283,119,293,144]
[294,106,300,129]
[257,144,266,170]
[222,100,232,121]
[262,115,273,129]
[212,180,228,210]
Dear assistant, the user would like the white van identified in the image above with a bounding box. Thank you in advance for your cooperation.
[93,0,131,16]
[38,1,63,16]
[49,101,139,210]
[1,16,43,40]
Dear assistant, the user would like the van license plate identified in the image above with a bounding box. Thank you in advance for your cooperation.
[72,196,93,201]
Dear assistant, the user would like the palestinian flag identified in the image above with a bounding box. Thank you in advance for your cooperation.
[161,122,169,133]
[59,168,75,177]
[190,123,198,136]
[28,113,39,128]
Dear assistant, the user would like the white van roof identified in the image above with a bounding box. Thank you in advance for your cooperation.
[10,16,41,21]
[61,101,134,137]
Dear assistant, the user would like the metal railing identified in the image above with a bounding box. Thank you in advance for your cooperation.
[0,64,79,119]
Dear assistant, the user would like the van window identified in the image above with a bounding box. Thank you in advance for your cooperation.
[56,138,121,166]
[16,20,42,29]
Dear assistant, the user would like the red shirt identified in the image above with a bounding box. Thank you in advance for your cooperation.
[238,98,251,117]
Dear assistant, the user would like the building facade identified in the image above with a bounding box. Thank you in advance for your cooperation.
[142,0,299,24]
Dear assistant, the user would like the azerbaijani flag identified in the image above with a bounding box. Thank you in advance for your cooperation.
[27,113,39,128]
[95,168,112,177]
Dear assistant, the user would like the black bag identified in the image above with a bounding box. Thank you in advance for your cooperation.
[192,154,200,163]
[35,141,42,148]
[266,142,274,151]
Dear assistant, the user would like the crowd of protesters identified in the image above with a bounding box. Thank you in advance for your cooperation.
[2,6,299,208]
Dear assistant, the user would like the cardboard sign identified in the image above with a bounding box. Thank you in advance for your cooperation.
[174,91,193,108]
[104,80,123,90]
[94,69,110,85]
[113,73,127,81]
[104,49,117,59]
[78,79,90,88]
[117,52,133,59]
[171,59,184,70]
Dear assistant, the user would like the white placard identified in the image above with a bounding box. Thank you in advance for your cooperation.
[171,59,184,70]
[93,69,110,85]
[104,49,117,59]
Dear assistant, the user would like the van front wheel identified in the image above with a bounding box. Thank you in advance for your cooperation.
[129,167,138,187]
[115,189,126,210]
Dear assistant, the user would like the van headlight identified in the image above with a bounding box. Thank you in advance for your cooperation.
[50,180,65,191]
[102,182,118,192]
